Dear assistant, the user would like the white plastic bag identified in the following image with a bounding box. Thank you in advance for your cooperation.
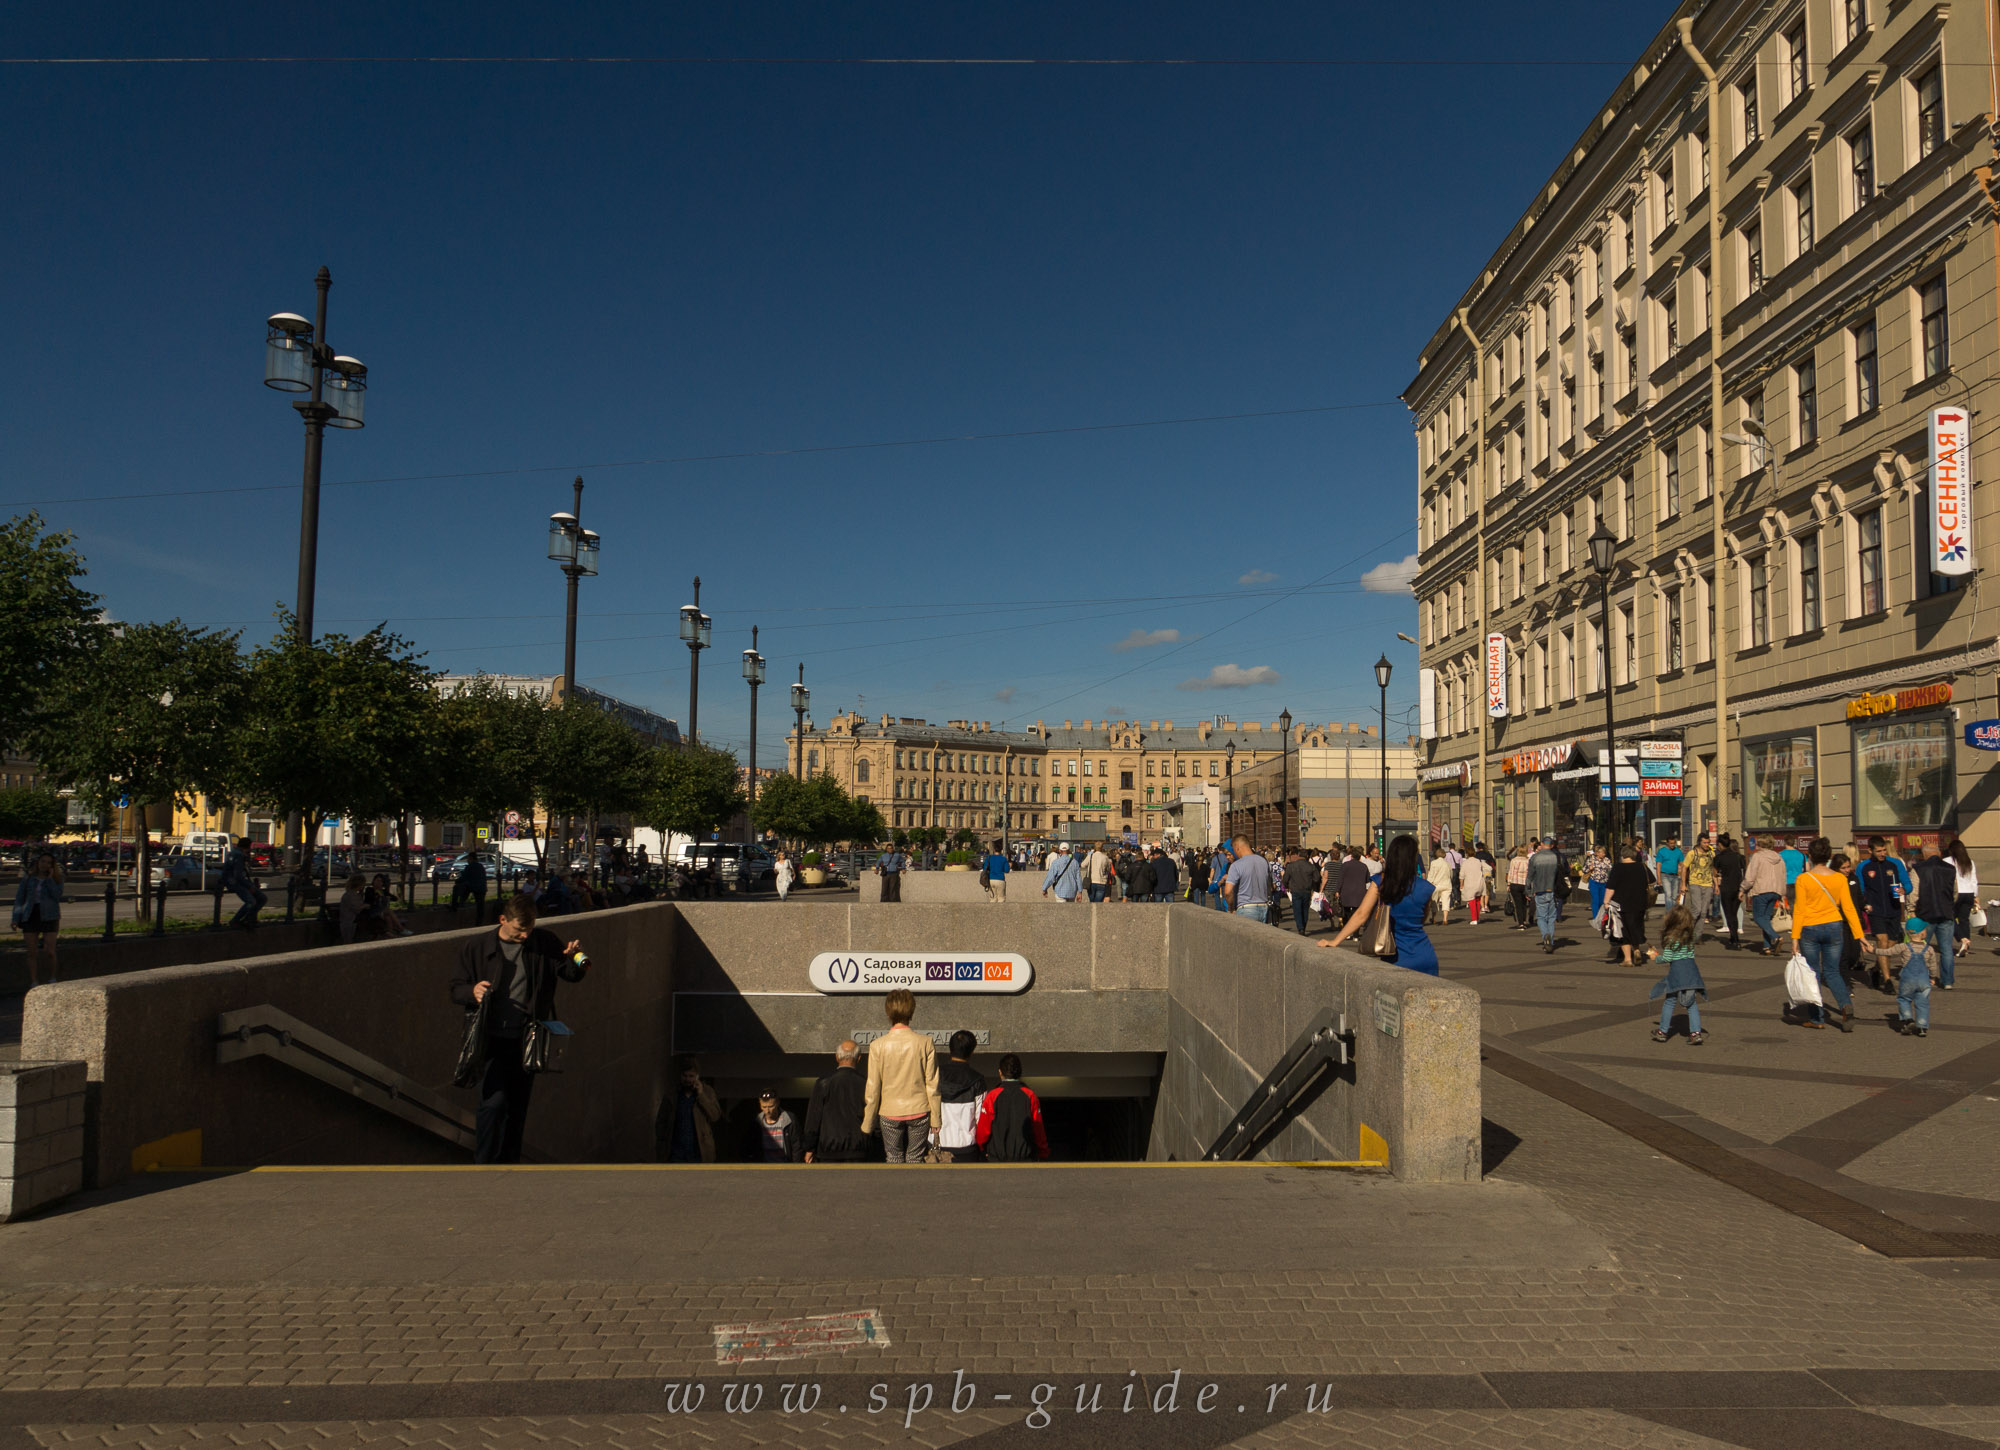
[1783,952,1823,1008]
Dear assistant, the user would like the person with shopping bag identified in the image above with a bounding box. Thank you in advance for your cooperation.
[1788,837,1865,1032]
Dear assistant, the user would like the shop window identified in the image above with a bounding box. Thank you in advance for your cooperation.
[1743,734,1818,830]
[1852,717,1955,828]
[441,824,465,849]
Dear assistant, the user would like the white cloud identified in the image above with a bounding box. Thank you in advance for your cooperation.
[993,686,1017,703]
[1111,628,1180,653]
[1178,663,1281,692]
[1238,569,1278,586]
[1360,554,1421,595]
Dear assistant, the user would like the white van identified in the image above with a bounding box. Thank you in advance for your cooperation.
[182,831,234,860]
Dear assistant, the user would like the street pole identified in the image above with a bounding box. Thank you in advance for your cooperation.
[1375,654,1394,852]
[561,477,583,869]
[687,577,702,745]
[287,268,334,875]
[745,626,761,851]
[1599,571,1617,850]
[793,664,808,779]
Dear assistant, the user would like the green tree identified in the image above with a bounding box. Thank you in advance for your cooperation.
[29,620,248,901]
[538,698,652,870]
[0,514,99,751]
[752,771,880,849]
[432,677,548,851]
[236,612,438,884]
[641,744,744,843]
[0,786,68,849]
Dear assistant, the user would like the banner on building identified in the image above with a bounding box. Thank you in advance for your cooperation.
[1486,633,1508,718]
[1419,667,1438,740]
[1932,406,1974,576]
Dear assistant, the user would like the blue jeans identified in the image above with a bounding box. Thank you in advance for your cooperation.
[1535,892,1559,942]
[1293,894,1311,934]
[1088,884,1107,903]
[1660,873,1679,906]
[1928,924,1956,987]
[1899,980,1932,1029]
[1588,881,1606,919]
[1658,989,1702,1035]
[1750,892,1782,950]
[1237,902,1270,923]
[229,886,261,927]
[1797,922,1851,1022]
[1209,887,1227,912]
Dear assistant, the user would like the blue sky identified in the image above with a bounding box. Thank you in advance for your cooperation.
[3,2,1665,763]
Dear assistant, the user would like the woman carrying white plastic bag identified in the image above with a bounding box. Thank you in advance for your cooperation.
[1788,836,1866,1031]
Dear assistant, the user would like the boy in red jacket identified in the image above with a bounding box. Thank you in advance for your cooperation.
[974,1054,1050,1161]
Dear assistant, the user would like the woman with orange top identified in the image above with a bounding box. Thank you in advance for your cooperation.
[1791,836,1866,1032]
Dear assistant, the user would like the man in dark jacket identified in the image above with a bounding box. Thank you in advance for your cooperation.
[803,1040,870,1163]
[450,892,586,1164]
[1337,852,1372,928]
[1150,847,1179,902]
[936,1030,989,1163]
[745,1091,803,1163]
[1281,848,1319,936]
[1127,851,1157,903]
[1913,842,1960,989]
[975,1055,1050,1161]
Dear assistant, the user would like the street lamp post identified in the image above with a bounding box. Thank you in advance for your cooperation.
[1375,656,1393,852]
[265,267,369,870]
[791,666,810,780]
[1588,522,1619,851]
[546,477,601,869]
[1278,708,1293,851]
[742,629,766,858]
[679,578,712,746]
[1224,741,1236,844]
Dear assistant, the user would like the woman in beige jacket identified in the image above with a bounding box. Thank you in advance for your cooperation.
[860,988,942,1163]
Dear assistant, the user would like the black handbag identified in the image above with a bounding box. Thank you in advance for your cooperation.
[520,1017,571,1074]
[453,992,491,1087]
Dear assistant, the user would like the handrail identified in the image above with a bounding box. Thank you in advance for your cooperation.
[215,1005,475,1151]
[1203,1007,1356,1162]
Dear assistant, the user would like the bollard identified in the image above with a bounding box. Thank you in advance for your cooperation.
[102,882,116,941]
[285,877,296,925]
[212,884,224,929]
[152,880,168,937]
[431,877,439,907]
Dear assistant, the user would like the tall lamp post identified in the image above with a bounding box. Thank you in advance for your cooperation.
[791,666,810,779]
[264,267,369,870]
[742,629,765,856]
[1588,522,1619,850]
[1224,741,1236,844]
[1277,708,1293,851]
[679,578,712,745]
[1375,655,1393,852]
[546,477,600,867]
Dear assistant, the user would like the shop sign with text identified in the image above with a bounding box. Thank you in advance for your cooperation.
[1932,407,1974,576]
[1486,634,1508,718]
[1846,682,1953,719]
[1502,742,1576,776]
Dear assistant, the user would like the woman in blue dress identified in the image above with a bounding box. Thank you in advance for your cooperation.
[1317,835,1439,975]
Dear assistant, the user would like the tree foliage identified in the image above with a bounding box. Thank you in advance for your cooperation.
[431,677,547,827]
[539,698,652,823]
[641,744,745,841]
[0,787,68,843]
[0,514,99,751]
[752,772,883,847]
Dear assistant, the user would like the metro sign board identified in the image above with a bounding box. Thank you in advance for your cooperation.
[1932,407,1974,576]
[809,952,1034,995]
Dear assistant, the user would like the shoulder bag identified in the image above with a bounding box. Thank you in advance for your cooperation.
[1366,887,1397,956]
[521,1016,572,1074]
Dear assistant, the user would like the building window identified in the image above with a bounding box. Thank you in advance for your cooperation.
[1619,207,1634,265]
[1740,83,1760,151]
[1849,123,1874,210]
[1843,0,1867,46]
[441,824,465,849]
[1800,534,1822,631]
[894,749,903,768]
[1796,357,1818,447]
[1920,275,1948,378]
[1620,473,1635,539]
[1697,129,1710,192]
[1744,734,1819,830]
[856,758,870,783]
[1785,21,1808,103]
[1621,604,1636,682]
[1853,319,1877,413]
[1660,159,1676,229]
[1119,770,1134,790]
[1664,442,1681,516]
[1852,717,1955,828]
[1859,508,1884,613]
[807,749,818,772]
[1744,221,1763,292]
[1916,65,1944,159]
[1793,174,1814,258]
[1749,555,1770,647]
[1561,630,1577,699]
[1667,590,1684,670]
[1663,286,1679,356]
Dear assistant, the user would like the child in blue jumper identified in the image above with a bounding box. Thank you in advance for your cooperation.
[1649,904,1708,1045]
[1866,918,1936,1037]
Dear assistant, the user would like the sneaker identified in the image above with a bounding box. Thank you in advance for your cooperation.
[1688,1031,1706,1046]
[1916,1026,1929,1037]
[1651,1028,1671,1042]
[1837,1011,1853,1034]
[1801,1018,1825,1029]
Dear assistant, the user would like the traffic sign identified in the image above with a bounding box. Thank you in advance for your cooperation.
[505,810,521,826]
[476,826,492,840]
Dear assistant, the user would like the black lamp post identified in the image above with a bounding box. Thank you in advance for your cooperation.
[1375,655,1393,851]
[1278,708,1293,851]
[791,666,810,779]
[546,476,600,868]
[1588,521,1619,850]
[265,268,369,871]
[679,578,712,746]
[742,629,765,855]
[1224,741,1236,845]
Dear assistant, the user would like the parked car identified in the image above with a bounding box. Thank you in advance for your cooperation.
[672,842,774,889]
[148,855,209,889]
[429,849,530,884]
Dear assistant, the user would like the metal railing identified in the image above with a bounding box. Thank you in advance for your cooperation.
[1202,1007,1356,1162]
[215,1004,475,1150]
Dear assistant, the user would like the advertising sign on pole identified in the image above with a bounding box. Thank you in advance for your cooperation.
[1485,633,1508,718]
[1932,406,1974,576]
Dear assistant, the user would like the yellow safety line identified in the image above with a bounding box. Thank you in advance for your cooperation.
[145,1159,1387,1174]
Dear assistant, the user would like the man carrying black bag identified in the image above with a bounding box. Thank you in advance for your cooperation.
[451,892,586,1164]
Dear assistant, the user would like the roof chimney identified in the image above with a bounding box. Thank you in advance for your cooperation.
[1063,720,1072,730]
